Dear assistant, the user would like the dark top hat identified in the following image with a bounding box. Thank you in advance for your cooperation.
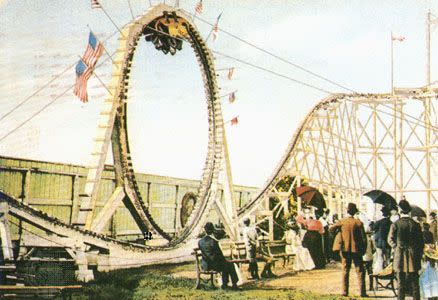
[381,206,390,217]
[347,202,358,215]
[204,222,215,234]
[398,199,411,214]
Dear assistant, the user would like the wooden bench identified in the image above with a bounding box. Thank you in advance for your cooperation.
[261,240,295,268]
[192,248,221,289]
[369,263,397,297]
[193,240,295,288]
[193,243,255,289]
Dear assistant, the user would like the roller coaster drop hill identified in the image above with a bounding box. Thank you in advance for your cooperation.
[1,4,438,283]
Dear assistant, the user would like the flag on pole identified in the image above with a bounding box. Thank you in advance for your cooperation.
[212,12,222,41]
[228,91,236,103]
[212,24,219,41]
[91,0,101,9]
[230,116,238,125]
[74,59,93,102]
[391,34,405,42]
[83,31,104,68]
[227,67,235,80]
[74,31,104,102]
[195,0,203,14]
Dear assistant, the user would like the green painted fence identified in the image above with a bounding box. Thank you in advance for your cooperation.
[0,155,258,240]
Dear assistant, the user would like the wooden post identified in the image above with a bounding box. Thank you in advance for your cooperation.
[22,170,31,204]
[327,186,333,213]
[268,211,274,241]
[174,185,181,233]
[70,175,80,225]
[0,201,13,260]
[296,173,302,212]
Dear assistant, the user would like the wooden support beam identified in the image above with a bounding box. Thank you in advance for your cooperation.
[91,187,125,233]
[70,175,80,225]
[0,201,14,260]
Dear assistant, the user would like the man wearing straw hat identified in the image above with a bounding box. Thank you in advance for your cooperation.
[388,199,424,300]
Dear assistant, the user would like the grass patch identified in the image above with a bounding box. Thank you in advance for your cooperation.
[63,262,354,300]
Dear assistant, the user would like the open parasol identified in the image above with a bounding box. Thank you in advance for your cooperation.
[295,186,326,211]
[363,190,397,210]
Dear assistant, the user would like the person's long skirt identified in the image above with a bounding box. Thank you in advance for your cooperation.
[303,230,326,269]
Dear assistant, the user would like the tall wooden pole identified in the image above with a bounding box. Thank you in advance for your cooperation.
[427,11,431,87]
[391,31,394,95]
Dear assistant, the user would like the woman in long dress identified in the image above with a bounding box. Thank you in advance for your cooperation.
[297,208,326,269]
[284,222,315,271]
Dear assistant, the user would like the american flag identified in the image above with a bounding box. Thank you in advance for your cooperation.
[227,67,235,80]
[91,0,101,9]
[228,91,236,103]
[230,116,238,125]
[74,59,93,102]
[83,32,104,68]
[195,0,203,14]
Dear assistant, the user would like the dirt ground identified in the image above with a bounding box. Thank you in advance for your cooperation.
[172,261,397,299]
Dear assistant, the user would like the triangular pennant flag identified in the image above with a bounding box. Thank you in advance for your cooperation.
[212,12,222,42]
[212,24,219,41]
[195,0,203,14]
[91,0,101,9]
[391,34,405,42]
[230,116,238,125]
[228,92,236,103]
[227,67,235,80]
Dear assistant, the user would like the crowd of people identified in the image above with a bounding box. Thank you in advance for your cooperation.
[197,198,434,299]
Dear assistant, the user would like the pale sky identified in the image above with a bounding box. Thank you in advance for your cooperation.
[0,0,437,187]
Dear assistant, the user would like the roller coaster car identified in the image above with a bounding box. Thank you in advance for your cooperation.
[161,11,189,38]
[143,12,188,55]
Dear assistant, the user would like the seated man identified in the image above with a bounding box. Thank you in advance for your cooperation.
[198,222,240,290]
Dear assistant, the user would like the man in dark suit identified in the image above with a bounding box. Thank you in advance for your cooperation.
[373,207,392,270]
[330,203,367,297]
[198,222,240,290]
[388,199,424,300]
[430,212,437,243]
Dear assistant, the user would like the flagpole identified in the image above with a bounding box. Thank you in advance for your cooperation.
[219,90,237,98]
[127,0,135,20]
[205,12,223,43]
[99,5,125,38]
[93,72,113,96]
[391,31,394,95]
[426,10,431,87]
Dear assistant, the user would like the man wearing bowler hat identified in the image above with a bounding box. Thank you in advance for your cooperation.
[198,222,240,290]
[330,203,367,297]
[373,206,392,272]
[388,199,424,300]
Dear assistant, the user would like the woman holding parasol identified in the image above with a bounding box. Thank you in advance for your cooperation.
[295,186,327,269]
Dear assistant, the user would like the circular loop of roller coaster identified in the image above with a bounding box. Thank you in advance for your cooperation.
[107,5,223,248]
